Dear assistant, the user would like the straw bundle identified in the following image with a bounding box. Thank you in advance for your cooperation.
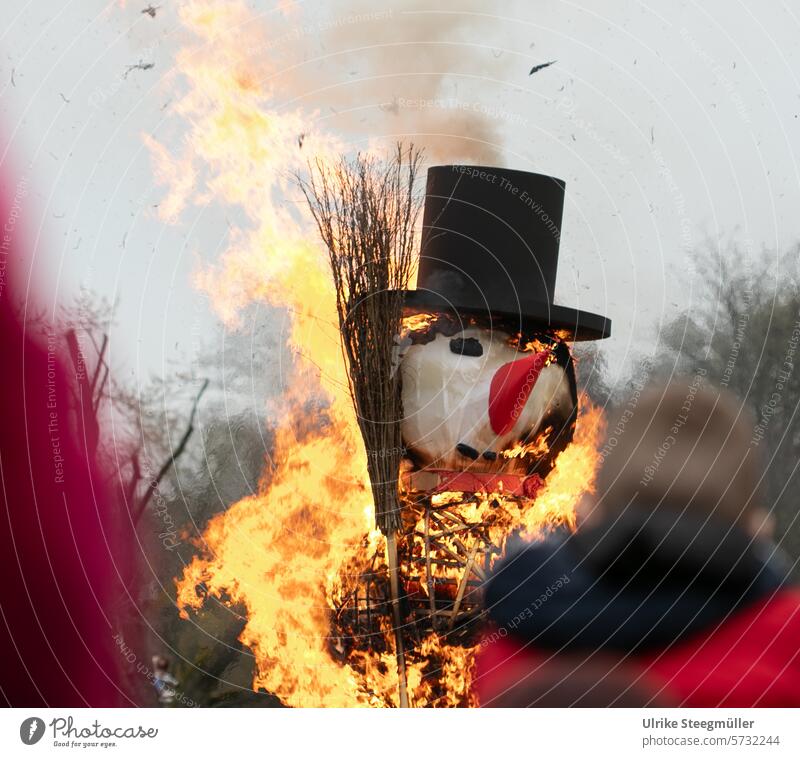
[297,144,423,535]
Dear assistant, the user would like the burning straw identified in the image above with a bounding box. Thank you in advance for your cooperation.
[296,144,423,536]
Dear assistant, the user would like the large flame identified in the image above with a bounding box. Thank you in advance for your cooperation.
[152,0,607,707]
[158,0,390,707]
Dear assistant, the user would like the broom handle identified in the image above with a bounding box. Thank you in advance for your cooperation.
[386,531,410,708]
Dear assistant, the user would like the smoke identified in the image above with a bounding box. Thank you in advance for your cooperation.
[151,0,538,326]
[258,1,530,164]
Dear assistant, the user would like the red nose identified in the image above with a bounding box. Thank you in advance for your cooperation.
[488,351,550,435]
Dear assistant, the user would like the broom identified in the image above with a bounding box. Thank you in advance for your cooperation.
[297,144,424,707]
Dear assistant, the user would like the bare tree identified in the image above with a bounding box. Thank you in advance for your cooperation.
[47,292,210,529]
[645,243,800,569]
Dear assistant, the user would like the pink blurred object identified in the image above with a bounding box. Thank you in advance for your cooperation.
[0,167,135,707]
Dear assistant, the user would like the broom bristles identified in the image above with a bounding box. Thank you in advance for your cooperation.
[297,144,424,534]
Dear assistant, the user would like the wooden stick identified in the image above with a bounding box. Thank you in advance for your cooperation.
[386,532,410,708]
[424,504,436,615]
[448,542,481,632]
[412,539,488,581]
[414,523,473,539]
[409,556,469,569]
[365,574,372,644]
[407,576,482,588]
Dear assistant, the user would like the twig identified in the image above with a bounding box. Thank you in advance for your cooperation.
[133,379,209,524]
[65,328,100,462]
[448,542,480,632]
[90,334,109,395]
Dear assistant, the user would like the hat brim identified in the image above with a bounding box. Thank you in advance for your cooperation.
[401,289,611,341]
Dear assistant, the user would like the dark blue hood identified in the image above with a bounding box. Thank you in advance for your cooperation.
[485,507,788,653]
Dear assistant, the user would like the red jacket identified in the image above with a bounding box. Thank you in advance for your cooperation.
[477,588,800,707]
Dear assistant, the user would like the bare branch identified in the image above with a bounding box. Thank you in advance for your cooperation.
[90,333,109,396]
[125,447,142,507]
[93,365,110,415]
[65,328,100,463]
[133,379,210,525]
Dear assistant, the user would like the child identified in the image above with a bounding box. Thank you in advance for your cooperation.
[478,380,796,707]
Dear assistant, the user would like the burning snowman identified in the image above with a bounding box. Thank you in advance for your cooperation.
[331,165,610,701]
[389,166,611,652]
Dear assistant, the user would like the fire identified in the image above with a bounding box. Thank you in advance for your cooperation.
[401,312,440,334]
[519,402,606,535]
[510,335,555,353]
[501,428,553,460]
[151,0,607,707]
[157,0,390,707]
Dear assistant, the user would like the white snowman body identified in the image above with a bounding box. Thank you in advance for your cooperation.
[399,327,573,472]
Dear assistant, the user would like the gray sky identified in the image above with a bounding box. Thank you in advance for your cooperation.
[3,0,799,398]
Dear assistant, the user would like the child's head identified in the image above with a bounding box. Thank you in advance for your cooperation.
[593,378,770,538]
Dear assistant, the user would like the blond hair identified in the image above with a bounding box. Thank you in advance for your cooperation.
[597,378,762,522]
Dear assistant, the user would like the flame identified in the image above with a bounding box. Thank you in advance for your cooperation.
[401,312,440,334]
[512,336,554,353]
[151,0,607,707]
[519,402,606,535]
[156,0,393,708]
[501,427,553,460]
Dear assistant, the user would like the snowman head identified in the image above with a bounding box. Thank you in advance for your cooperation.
[399,317,577,475]
[392,165,609,482]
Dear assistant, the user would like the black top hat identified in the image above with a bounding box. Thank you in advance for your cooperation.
[403,165,611,341]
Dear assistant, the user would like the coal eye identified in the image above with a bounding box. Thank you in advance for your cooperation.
[450,337,483,357]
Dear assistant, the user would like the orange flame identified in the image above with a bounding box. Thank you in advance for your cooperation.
[519,402,606,536]
[154,0,393,707]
